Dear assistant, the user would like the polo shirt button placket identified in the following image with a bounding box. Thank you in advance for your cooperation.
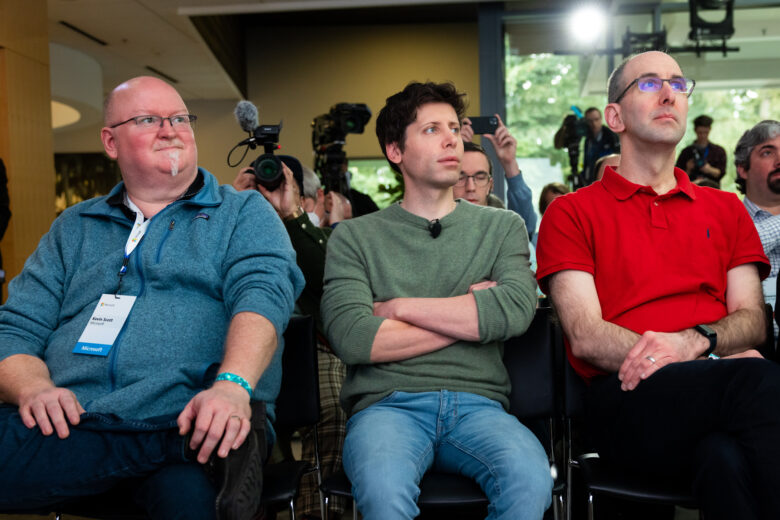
[650,198,667,228]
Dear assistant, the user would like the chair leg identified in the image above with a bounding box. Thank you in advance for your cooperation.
[323,495,329,520]
[313,425,326,520]
[353,498,358,520]
[588,492,594,520]
[553,491,563,520]
[289,498,296,520]
[565,418,575,520]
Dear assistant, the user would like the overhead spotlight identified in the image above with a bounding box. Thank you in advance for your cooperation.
[569,4,607,45]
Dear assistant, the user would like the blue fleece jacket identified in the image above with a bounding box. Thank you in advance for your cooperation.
[0,169,304,422]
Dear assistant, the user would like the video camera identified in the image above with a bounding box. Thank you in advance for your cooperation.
[247,123,283,190]
[561,106,588,189]
[312,103,371,195]
[228,101,285,190]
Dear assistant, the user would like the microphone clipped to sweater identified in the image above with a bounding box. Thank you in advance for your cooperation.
[428,219,442,239]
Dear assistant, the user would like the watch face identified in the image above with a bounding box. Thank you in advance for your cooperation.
[697,324,716,338]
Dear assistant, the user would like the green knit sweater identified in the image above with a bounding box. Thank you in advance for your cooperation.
[321,201,537,416]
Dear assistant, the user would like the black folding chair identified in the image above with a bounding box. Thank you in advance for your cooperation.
[560,342,699,520]
[0,316,320,520]
[321,306,562,519]
[262,314,324,519]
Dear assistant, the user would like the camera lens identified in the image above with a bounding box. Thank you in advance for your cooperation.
[251,154,283,191]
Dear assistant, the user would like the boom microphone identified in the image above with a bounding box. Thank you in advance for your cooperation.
[235,100,259,134]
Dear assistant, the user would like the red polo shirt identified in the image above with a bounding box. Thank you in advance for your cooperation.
[536,167,770,381]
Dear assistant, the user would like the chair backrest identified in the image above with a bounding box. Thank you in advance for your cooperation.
[274,314,320,429]
[504,306,556,420]
[562,343,587,420]
[760,302,776,362]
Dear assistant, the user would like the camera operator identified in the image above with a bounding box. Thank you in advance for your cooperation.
[231,157,348,520]
[554,107,620,186]
[675,115,727,185]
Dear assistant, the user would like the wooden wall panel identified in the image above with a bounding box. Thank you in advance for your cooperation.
[0,0,55,300]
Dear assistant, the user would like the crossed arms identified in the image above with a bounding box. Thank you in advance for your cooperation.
[369,282,495,363]
[321,211,537,366]
[548,263,766,391]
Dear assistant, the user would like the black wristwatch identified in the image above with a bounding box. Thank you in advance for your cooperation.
[694,324,717,357]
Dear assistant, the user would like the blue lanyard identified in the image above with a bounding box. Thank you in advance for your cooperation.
[116,195,150,295]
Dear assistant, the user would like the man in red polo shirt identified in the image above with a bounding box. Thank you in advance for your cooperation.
[537,51,780,520]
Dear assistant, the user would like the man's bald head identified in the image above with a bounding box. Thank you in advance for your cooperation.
[100,76,197,196]
[103,76,182,126]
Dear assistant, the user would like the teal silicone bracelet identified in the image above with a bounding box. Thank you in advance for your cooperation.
[215,372,253,396]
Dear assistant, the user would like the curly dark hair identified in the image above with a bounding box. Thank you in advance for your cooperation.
[375,82,466,174]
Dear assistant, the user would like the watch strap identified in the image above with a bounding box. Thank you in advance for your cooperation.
[694,324,717,357]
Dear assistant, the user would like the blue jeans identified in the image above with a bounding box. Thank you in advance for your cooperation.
[343,390,552,520]
[0,405,216,519]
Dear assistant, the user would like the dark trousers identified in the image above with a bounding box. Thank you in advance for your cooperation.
[587,358,780,520]
[0,405,217,519]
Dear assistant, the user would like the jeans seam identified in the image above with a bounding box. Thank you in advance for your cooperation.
[442,436,501,497]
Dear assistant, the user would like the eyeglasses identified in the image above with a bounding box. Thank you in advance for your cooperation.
[614,77,696,103]
[455,172,491,187]
[110,114,197,130]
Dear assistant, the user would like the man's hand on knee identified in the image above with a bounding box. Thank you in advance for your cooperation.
[177,383,252,464]
[618,330,694,391]
[18,385,85,439]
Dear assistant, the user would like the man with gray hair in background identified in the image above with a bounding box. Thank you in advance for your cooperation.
[301,165,326,226]
[736,120,780,325]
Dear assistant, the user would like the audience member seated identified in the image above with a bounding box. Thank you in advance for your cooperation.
[537,51,780,520]
[0,76,304,520]
[233,159,348,520]
[693,177,720,189]
[459,115,537,240]
[301,165,326,226]
[676,114,727,185]
[321,81,552,520]
[735,120,780,338]
[538,182,571,217]
[594,153,620,182]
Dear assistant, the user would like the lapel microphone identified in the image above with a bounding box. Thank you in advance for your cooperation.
[428,219,442,239]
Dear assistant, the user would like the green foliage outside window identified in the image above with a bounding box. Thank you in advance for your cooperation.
[344,52,779,210]
[348,159,402,209]
[504,51,780,195]
[505,52,605,183]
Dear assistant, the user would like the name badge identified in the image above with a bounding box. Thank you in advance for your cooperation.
[73,294,136,356]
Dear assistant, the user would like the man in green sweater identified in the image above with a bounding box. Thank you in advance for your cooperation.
[321,82,552,520]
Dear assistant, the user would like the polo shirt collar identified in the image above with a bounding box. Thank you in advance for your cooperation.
[601,166,696,201]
